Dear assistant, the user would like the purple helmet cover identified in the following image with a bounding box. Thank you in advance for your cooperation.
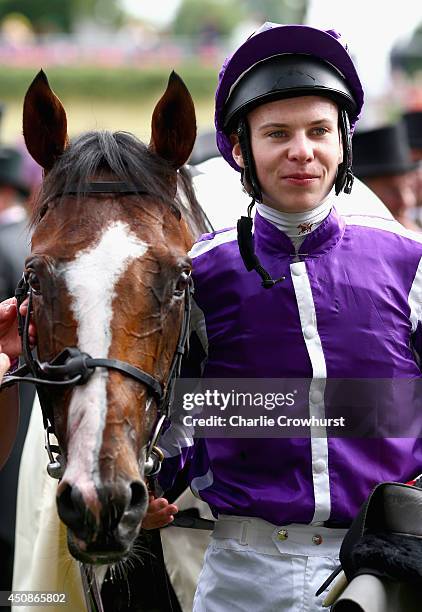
[215,23,364,171]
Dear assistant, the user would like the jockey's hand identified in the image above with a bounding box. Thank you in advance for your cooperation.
[0,297,37,360]
[0,351,10,384]
[141,495,178,530]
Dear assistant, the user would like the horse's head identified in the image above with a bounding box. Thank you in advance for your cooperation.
[22,70,198,563]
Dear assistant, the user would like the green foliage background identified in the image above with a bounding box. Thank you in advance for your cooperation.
[0,0,122,32]
[0,64,218,101]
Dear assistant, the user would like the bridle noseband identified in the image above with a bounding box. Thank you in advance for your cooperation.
[1,181,193,480]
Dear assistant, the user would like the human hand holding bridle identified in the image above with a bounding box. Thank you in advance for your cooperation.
[0,297,37,360]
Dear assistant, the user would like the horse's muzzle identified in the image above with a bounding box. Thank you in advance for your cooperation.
[56,479,148,563]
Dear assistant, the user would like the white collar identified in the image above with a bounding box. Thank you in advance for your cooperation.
[256,191,334,241]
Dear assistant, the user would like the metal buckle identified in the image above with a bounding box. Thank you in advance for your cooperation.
[44,425,65,479]
[144,445,164,477]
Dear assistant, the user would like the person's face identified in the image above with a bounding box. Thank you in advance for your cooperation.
[231,95,343,213]
[364,172,417,219]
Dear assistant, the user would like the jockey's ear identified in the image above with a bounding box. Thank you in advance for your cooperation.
[230,132,245,169]
[150,71,196,169]
[23,70,68,172]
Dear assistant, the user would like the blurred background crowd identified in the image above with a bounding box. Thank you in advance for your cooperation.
[0,0,421,604]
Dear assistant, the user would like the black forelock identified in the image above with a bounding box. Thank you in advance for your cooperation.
[30,131,176,227]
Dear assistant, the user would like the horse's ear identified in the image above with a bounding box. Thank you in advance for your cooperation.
[150,71,196,169]
[23,70,68,172]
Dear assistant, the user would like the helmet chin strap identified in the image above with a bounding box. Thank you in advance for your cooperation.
[335,109,354,195]
[237,118,262,202]
[236,118,286,289]
[235,110,354,287]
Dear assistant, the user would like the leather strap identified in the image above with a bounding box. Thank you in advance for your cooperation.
[87,358,163,399]
[80,565,104,612]
[60,182,148,195]
[237,118,262,202]
[170,509,215,531]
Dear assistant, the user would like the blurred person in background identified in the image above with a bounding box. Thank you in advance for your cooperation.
[403,110,422,164]
[189,130,220,166]
[0,145,35,602]
[352,123,420,230]
[0,146,31,300]
[403,110,422,228]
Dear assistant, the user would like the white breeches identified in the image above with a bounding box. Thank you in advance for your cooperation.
[193,515,347,612]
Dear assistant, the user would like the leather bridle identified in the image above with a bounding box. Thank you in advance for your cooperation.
[1,181,193,480]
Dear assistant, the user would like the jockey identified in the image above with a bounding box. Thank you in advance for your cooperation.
[142,23,422,611]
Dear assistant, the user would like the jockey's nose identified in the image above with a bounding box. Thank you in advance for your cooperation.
[287,131,314,163]
[56,479,148,543]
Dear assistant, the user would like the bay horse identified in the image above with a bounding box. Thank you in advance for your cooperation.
[20,70,209,571]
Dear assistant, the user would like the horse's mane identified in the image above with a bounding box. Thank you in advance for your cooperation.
[30,131,209,235]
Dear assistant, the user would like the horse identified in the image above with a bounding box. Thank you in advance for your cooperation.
[15,68,211,598]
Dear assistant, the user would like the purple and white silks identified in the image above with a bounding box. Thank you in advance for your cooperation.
[158,207,422,527]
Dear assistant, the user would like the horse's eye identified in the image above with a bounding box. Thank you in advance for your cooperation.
[26,271,41,294]
[175,271,191,296]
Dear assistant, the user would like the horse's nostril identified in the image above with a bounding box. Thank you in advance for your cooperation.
[57,482,76,522]
[129,481,147,511]
[56,482,94,539]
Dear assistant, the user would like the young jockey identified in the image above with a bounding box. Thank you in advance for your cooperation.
[142,23,422,611]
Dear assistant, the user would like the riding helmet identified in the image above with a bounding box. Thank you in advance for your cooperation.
[215,22,364,196]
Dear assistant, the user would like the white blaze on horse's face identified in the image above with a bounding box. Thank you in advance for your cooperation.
[61,220,148,509]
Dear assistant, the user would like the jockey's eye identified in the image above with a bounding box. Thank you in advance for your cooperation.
[25,271,41,295]
[175,270,191,296]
